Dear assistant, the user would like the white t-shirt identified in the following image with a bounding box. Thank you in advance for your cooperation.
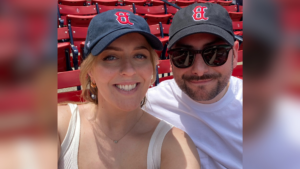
[243,96,300,169]
[144,76,243,169]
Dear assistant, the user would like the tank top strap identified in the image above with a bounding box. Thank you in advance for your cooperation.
[58,103,81,169]
[147,120,173,169]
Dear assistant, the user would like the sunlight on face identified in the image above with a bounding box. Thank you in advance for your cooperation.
[89,33,154,112]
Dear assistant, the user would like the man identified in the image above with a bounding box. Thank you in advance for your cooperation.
[144,3,242,169]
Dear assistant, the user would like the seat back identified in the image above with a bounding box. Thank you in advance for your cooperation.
[217,0,232,6]
[58,70,84,102]
[98,5,134,13]
[66,14,96,27]
[149,24,161,36]
[135,5,166,15]
[123,0,147,6]
[92,0,119,6]
[161,23,170,35]
[58,0,87,6]
[58,27,70,40]
[157,59,173,84]
[175,0,195,7]
[232,21,243,30]
[58,27,72,72]
[223,5,237,12]
[58,4,98,15]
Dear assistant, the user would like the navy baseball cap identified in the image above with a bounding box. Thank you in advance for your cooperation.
[83,9,163,58]
[168,3,235,49]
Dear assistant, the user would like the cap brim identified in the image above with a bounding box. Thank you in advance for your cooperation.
[91,29,163,56]
[168,24,235,49]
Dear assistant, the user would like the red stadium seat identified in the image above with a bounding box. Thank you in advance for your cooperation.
[229,12,243,21]
[92,0,119,6]
[150,0,172,6]
[123,0,147,6]
[217,0,232,6]
[232,64,242,79]
[98,5,134,13]
[232,21,243,35]
[166,5,181,15]
[232,50,243,79]
[223,5,237,12]
[237,50,243,62]
[135,5,172,25]
[66,15,96,27]
[58,70,83,103]
[238,5,243,12]
[69,26,88,64]
[149,24,169,58]
[58,27,72,72]
[58,4,98,27]
[58,0,87,6]
[157,59,173,84]
[175,0,196,7]
[197,0,216,3]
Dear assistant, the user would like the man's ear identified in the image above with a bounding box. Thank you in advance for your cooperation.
[232,40,239,69]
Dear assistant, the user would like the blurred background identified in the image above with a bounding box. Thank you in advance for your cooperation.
[0,0,57,168]
[243,0,300,168]
[0,0,299,168]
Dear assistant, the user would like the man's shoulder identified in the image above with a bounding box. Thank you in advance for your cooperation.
[230,76,243,102]
[148,79,174,95]
[146,79,177,104]
[231,76,243,87]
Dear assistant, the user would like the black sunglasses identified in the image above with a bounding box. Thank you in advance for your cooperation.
[167,45,232,68]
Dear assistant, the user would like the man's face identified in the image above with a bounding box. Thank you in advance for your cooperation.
[171,33,238,102]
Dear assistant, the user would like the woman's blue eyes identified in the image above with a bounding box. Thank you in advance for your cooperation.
[104,55,117,61]
[103,54,146,61]
[135,54,147,59]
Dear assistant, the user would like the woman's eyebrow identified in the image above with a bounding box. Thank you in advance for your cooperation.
[134,46,149,50]
[104,46,123,51]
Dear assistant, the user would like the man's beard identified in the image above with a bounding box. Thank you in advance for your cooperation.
[175,54,234,102]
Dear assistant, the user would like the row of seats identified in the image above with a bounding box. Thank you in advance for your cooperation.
[58,4,242,27]
[58,0,241,7]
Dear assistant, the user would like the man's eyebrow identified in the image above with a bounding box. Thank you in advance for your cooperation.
[203,38,228,47]
[104,46,123,51]
[173,44,194,48]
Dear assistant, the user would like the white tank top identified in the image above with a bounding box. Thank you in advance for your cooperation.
[58,103,173,169]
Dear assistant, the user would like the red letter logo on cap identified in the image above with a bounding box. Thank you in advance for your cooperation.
[115,12,134,25]
[192,6,209,21]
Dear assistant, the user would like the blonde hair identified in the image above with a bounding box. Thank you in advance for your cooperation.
[80,48,158,107]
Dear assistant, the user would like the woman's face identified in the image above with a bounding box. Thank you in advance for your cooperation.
[89,33,154,111]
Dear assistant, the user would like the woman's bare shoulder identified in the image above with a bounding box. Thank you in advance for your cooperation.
[57,104,72,143]
[161,127,201,169]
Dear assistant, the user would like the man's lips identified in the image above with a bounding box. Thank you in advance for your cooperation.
[187,79,214,84]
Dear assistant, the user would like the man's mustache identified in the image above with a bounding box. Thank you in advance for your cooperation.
[182,74,221,81]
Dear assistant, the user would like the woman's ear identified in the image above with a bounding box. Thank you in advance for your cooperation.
[88,71,94,83]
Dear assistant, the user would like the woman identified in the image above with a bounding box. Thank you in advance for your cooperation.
[58,9,201,169]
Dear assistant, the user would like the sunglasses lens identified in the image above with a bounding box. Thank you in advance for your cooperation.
[203,46,230,66]
[171,50,194,68]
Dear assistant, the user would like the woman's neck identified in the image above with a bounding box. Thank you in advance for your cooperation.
[91,100,143,134]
